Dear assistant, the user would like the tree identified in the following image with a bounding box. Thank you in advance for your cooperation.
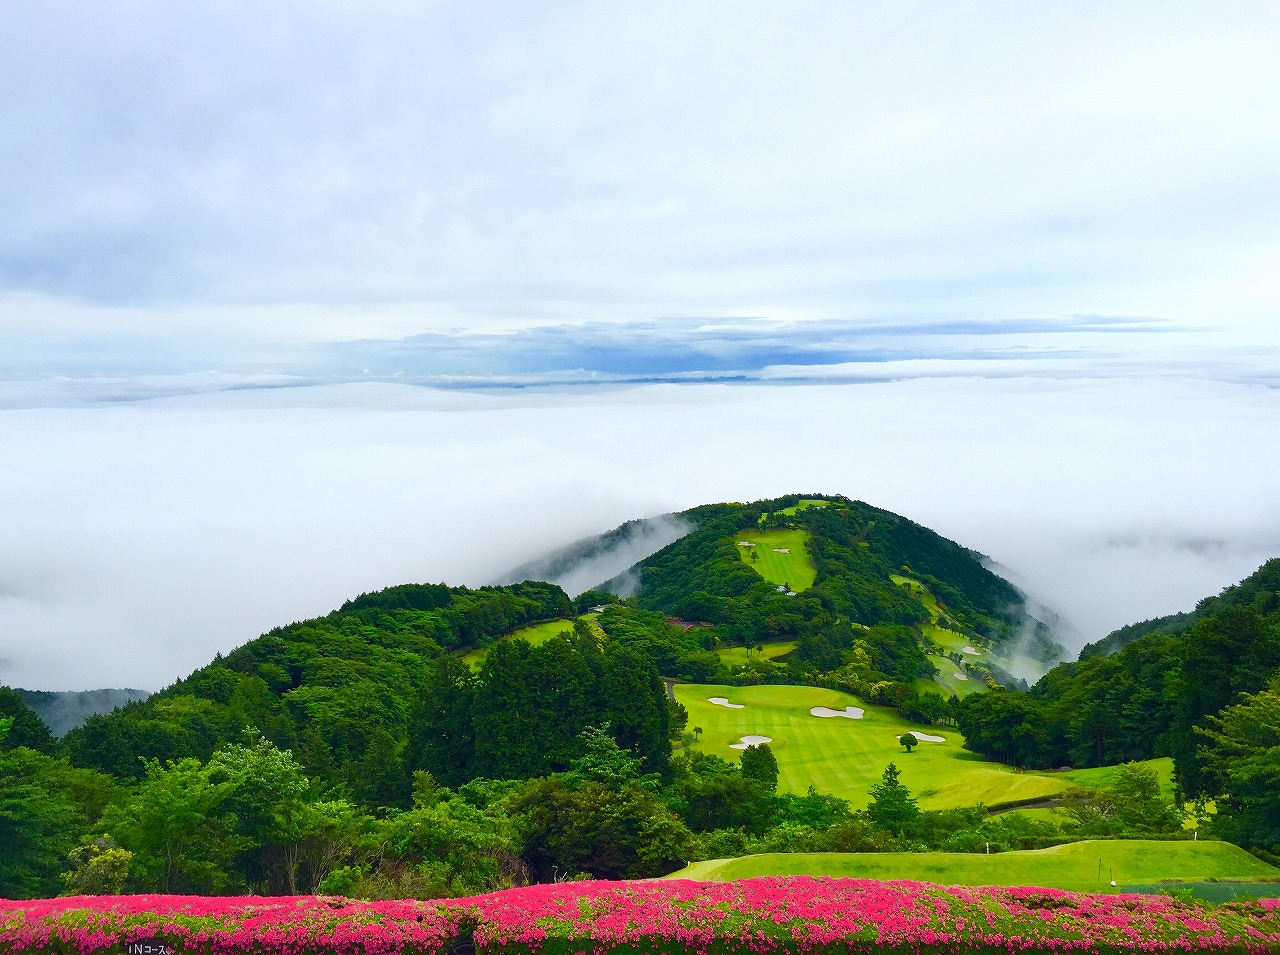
[866,762,919,837]
[568,723,643,788]
[1198,676,1280,851]
[0,688,55,753]
[738,742,779,794]
[899,732,918,753]
[103,757,245,893]
[512,777,693,880]
[62,835,133,895]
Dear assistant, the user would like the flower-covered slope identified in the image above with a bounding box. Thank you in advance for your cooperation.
[3,876,1280,955]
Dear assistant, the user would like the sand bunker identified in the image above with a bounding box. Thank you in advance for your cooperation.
[961,646,981,655]
[774,547,790,553]
[737,541,755,547]
[900,732,946,743]
[730,735,773,750]
[810,705,864,719]
[708,697,745,709]
[954,672,969,681]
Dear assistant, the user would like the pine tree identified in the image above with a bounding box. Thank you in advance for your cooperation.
[866,761,919,837]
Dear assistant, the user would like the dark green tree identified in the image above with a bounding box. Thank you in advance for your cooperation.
[738,742,779,794]
[866,762,919,837]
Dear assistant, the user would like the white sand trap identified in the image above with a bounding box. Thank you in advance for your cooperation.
[961,646,981,655]
[810,705,864,719]
[774,547,790,553]
[730,735,773,750]
[901,732,946,743]
[954,672,969,681]
[707,697,745,709]
[737,541,755,547]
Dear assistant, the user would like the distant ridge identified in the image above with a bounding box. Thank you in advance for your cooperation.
[15,687,151,737]
[494,513,693,597]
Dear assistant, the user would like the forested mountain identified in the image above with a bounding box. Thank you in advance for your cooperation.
[7,494,1272,900]
[57,579,674,800]
[956,558,1280,849]
[615,495,1055,646]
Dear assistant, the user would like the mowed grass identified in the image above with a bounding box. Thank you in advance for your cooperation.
[924,623,985,659]
[916,655,983,698]
[736,530,816,592]
[1048,757,1176,798]
[665,840,1280,893]
[717,641,799,666]
[774,499,831,517]
[460,617,585,668]
[676,684,1069,810]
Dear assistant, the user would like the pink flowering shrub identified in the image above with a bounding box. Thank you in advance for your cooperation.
[4,878,1279,955]
[0,895,465,955]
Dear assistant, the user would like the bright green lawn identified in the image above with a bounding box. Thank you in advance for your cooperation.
[916,655,983,698]
[665,840,1280,893]
[1047,758,1176,798]
[774,499,831,517]
[717,641,799,666]
[676,683,1069,810]
[460,617,583,668]
[736,530,816,592]
[924,623,985,658]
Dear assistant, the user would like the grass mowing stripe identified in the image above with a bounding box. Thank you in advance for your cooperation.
[676,683,1069,810]
[735,530,816,591]
[665,840,1280,892]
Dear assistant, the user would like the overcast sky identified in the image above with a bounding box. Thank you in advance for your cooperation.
[1,2,1278,689]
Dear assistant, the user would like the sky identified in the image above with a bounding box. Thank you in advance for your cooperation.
[1,2,1278,690]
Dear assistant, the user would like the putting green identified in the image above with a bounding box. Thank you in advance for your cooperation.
[664,840,1280,893]
[736,530,816,592]
[717,641,799,666]
[460,617,587,668]
[676,683,1070,810]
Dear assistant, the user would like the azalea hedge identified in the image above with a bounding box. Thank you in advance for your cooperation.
[4,876,1280,955]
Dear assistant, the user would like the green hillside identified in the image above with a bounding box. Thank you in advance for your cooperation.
[666,840,1280,892]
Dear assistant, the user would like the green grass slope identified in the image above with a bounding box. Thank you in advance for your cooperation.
[665,840,1280,892]
[716,641,799,666]
[734,529,816,592]
[676,683,1069,810]
[460,617,586,667]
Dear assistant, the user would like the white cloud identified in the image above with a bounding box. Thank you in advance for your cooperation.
[0,2,1277,339]
[2,376,1279,690]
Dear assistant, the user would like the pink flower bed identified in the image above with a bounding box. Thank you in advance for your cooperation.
[3,877,1279,955]
[0,895,465,955]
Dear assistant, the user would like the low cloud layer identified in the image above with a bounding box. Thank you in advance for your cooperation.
[2,375,1279,691]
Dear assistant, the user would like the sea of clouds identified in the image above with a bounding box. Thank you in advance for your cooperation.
[3,373,1279,691]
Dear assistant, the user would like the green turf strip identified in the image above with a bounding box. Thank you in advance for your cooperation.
[665,840,1280,893]
[460,617,581,668]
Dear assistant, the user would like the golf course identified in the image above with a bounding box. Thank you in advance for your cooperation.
[735,529,817,591]
[665,840,1280,892]
[676,682,1071,809]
